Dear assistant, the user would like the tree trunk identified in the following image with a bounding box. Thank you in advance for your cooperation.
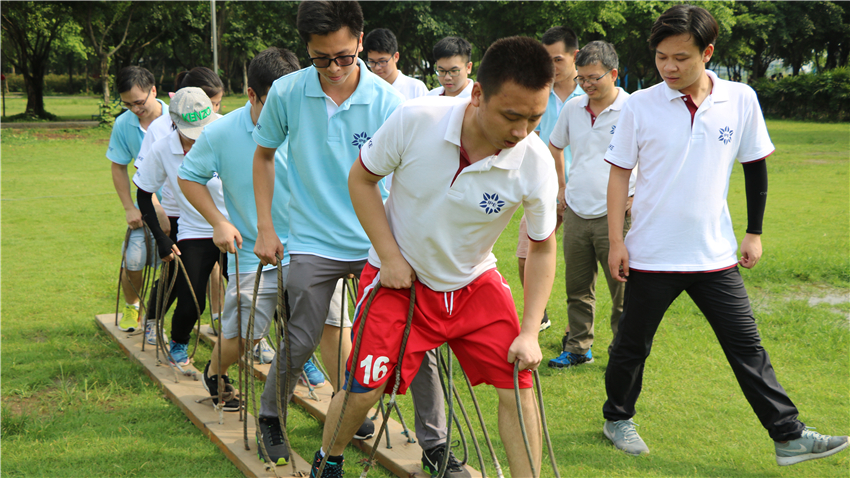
[100,55,110,104]
[24,71,47,117]
[84,60,90,93]
[67,52,74,93]
[242,59,248,96]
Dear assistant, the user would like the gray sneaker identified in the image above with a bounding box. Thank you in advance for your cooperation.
[775,428,849,466]
[604,419,649,456]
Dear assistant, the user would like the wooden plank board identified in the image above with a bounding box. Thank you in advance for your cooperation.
[196,325,482,478]
[95,314,310,478]
[98,315,481,478]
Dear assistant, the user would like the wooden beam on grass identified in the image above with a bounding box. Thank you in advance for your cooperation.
[95,314,309,478]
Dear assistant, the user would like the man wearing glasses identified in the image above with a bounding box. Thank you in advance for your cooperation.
[251,0,405,467]
[546,41,634,369]
[364,28,427,101]
[426,36,474,98]
[107,66,169,334]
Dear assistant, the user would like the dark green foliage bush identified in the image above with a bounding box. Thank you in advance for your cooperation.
[752,68,850,122]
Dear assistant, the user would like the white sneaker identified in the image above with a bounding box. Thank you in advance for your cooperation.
[253,338,275,364]
[144,321,162,346]
[775,428,849,466]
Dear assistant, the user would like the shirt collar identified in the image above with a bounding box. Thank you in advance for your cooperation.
[663,70,727,103]
[443,97,525,172]
[168,128,184,155]
[305,59,376,105]
[578,87,629,111]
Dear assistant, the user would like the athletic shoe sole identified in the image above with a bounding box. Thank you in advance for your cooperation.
[548,357,594,368]
[777,440,849,466]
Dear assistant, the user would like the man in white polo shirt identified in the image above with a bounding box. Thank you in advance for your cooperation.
[364,28,427,101]
[547,41,634,369]
[426,36,474,98]
[312,36,558,478]
[602,4,848,466]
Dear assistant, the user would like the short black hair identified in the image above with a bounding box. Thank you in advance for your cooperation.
[174,67,224,98]
[476,36,553,99]
[297,1,363,44]
[363,28,398,55]
[116,66,154,94]
[649,4,718,52]
[575,41,619,71]
[248,47,301,98]
[541,26,579,52]
[433,36,472,63]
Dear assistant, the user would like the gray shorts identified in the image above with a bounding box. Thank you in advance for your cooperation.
[221,267,286,340]
[121,227,158,271]
[221,267,351,340]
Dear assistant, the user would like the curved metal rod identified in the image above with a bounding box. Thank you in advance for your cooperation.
[533,369,560,478]
[513,363,536,478]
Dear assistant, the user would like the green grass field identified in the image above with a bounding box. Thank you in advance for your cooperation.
[1,118,848,477]
[0,94,248,121]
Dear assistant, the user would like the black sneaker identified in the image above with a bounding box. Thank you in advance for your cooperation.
[257,416,289,465]
[310,450,344,477]
[422,444,471,477]
[202,362,240,412]
[353,416,375,440]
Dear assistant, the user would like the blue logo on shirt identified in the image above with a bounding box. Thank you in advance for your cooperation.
[479,192,505,214]
[352,132,371,148]
[719,126,734,144]
[610,125,617,134]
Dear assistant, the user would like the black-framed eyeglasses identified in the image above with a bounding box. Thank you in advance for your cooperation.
[436,68,462,78]
[575,70,612,86]
[307,41,360,69]
[258,95,265,106]
[122,86,153,109]
[366,58,390,69]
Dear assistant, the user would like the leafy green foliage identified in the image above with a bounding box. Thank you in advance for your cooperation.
[753,68,850,121]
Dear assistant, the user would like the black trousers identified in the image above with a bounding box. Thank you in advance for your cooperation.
[146,217,179,324]
[169,238,226,344]
[603,267,805,442]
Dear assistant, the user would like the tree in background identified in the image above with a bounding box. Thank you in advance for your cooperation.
[1,1,71,118]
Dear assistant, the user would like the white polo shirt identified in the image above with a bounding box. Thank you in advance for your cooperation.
[426,79,474,98]
[133,129,229,242]
[136,114,181,217]
[360,96,558,292]
[549,87,636,219]
[605,70,774,272]
[391,72,428,100]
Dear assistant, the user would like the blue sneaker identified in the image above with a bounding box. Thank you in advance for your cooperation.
[299,358,326,388]
[548,348,593,368]
[169,340,190,366]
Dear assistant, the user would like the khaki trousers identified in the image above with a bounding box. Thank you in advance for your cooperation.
[562,205,630,355]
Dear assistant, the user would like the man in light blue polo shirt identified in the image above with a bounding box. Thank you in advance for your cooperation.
[178,47,300,414]
[520,26,585,334]
[107,66,169,334]
[251,1,406,467]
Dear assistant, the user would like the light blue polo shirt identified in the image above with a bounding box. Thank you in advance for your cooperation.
[107,99,169,165]
[179,101,290,275]
[253,60,404,261]
[536,86,582,182]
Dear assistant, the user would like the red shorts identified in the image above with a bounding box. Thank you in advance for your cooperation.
[345,263,532,395]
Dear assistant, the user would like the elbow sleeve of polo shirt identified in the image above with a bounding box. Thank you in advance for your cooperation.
[742,159,768,235]
[137,189,175,259]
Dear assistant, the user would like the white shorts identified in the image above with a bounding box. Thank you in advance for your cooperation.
[121,227,158,271]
